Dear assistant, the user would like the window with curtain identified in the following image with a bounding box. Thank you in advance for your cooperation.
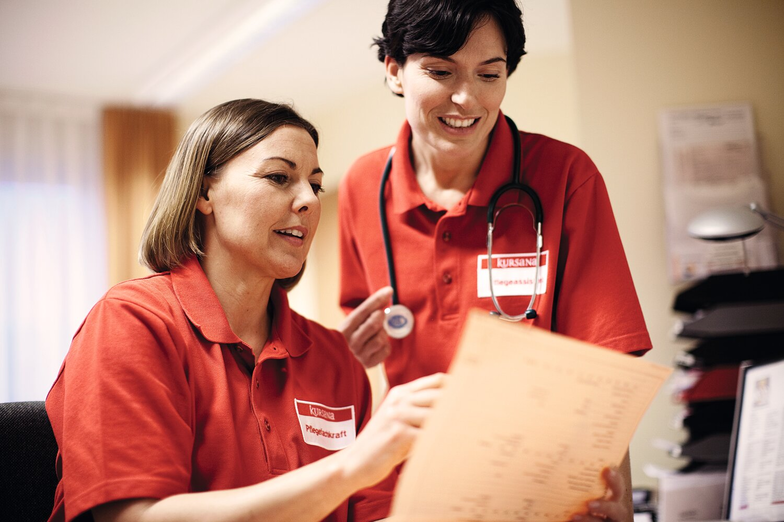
[0,92,108,402]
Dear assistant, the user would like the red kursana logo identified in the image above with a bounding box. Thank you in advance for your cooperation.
[481,253,547,270]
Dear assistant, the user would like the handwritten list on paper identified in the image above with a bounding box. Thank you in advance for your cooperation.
[390,310,671,521]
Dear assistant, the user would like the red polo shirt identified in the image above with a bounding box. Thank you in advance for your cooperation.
[339,114,652,387]
[46,256,392,522]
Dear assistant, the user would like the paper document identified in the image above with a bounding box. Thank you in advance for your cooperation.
[391,310,672,521]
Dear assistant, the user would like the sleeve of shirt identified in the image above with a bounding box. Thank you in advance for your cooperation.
[48,292,194,520]
[553,163,652,355]
[347,358,396,521]
[338,170,372,315]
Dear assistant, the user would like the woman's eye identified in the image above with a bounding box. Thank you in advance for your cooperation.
[265,173,289,185]
[426,69,451,79]
[480,73,501,80]
[310,182,324,195]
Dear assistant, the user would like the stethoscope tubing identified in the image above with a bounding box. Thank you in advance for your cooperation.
[378,116,543,329]
[379,147,399,305]
[487,116,543,321]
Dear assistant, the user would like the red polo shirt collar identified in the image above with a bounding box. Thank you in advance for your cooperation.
[171,256,312,358]
[388,111,515,215]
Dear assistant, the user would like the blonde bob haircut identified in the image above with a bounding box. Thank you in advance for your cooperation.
[139,98,318,290]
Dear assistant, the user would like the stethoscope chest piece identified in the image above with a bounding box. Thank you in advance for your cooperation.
[383,304,415,339]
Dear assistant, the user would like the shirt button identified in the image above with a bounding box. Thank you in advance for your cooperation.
[255,380,260,389]
[442,231,451,242]
[442,271,452,284]
[264,418,271,432]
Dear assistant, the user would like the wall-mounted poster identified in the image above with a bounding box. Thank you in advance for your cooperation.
[658,102,778,283]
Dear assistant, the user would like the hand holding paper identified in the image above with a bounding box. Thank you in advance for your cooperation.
[390,310,671,521]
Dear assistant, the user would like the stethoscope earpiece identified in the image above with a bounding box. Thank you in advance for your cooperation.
[490,309,538,321]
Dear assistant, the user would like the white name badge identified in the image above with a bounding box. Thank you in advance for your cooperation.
[294,399,356,451]
[477,252,549,298]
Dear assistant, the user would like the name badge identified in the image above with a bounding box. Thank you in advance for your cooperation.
[294,399,356,451]
[477,252,549,298]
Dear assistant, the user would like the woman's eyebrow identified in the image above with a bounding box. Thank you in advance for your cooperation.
[424,55,507,66]
[262,156,296,167]
[481,57,507,66]
[263,156,323,175]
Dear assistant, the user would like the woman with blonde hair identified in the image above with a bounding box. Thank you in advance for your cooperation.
[47,98,443,522]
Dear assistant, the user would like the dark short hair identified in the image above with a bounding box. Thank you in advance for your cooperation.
[374,0,526,75]
[139,99,318,290]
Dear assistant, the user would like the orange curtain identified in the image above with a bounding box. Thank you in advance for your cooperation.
[102,107,175,285]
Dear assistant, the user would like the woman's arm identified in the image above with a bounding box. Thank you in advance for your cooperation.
[93,373,445,522]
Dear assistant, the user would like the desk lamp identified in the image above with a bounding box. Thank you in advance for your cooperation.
[687,203,784,241]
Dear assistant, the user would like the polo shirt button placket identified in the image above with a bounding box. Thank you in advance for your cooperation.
[434,217,459,316]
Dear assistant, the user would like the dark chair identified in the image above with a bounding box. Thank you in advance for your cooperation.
[0,401,59,522]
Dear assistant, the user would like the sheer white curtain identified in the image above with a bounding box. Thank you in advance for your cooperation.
[0,92,108,402]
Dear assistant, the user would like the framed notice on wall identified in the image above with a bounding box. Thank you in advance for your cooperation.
[658,102,778,283]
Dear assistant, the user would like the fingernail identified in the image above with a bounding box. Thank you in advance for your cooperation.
[572,516,583,521]
[588,501,600,509]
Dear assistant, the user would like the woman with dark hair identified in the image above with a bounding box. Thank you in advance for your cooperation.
[46,98,443,522]
[338,1,651,520]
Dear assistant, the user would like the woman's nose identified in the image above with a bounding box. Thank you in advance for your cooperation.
[294,181,319,214]
[450,78,477,107]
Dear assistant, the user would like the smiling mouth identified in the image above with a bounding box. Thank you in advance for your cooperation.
[440,117,478,128]
[274,228,304,238]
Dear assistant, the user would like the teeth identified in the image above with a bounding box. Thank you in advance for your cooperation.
[442,117,476,128]
[277,228,303,238]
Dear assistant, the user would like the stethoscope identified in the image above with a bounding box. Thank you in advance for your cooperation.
[379,116,544,339]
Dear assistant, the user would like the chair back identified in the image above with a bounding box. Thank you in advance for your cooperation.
[0,401,59,522]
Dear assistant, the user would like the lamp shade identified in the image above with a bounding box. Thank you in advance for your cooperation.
[687,206,765,241]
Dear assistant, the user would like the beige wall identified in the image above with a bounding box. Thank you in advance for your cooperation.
[570,0,784,489]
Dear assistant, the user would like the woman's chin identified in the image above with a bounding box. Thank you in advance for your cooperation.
[274,260,306,280]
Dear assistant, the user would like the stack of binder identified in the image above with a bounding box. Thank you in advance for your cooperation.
[653,268,783,522]
[668,268,784,471]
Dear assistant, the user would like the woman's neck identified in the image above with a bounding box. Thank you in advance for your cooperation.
[199,253,274,360]
[410,136,488,210]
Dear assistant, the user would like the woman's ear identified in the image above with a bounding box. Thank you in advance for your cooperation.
[384,56,404,96]
[196,182,213,215]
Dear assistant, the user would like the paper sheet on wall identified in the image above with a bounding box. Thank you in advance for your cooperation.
[390,310,672,522]
[658,102,778,283]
